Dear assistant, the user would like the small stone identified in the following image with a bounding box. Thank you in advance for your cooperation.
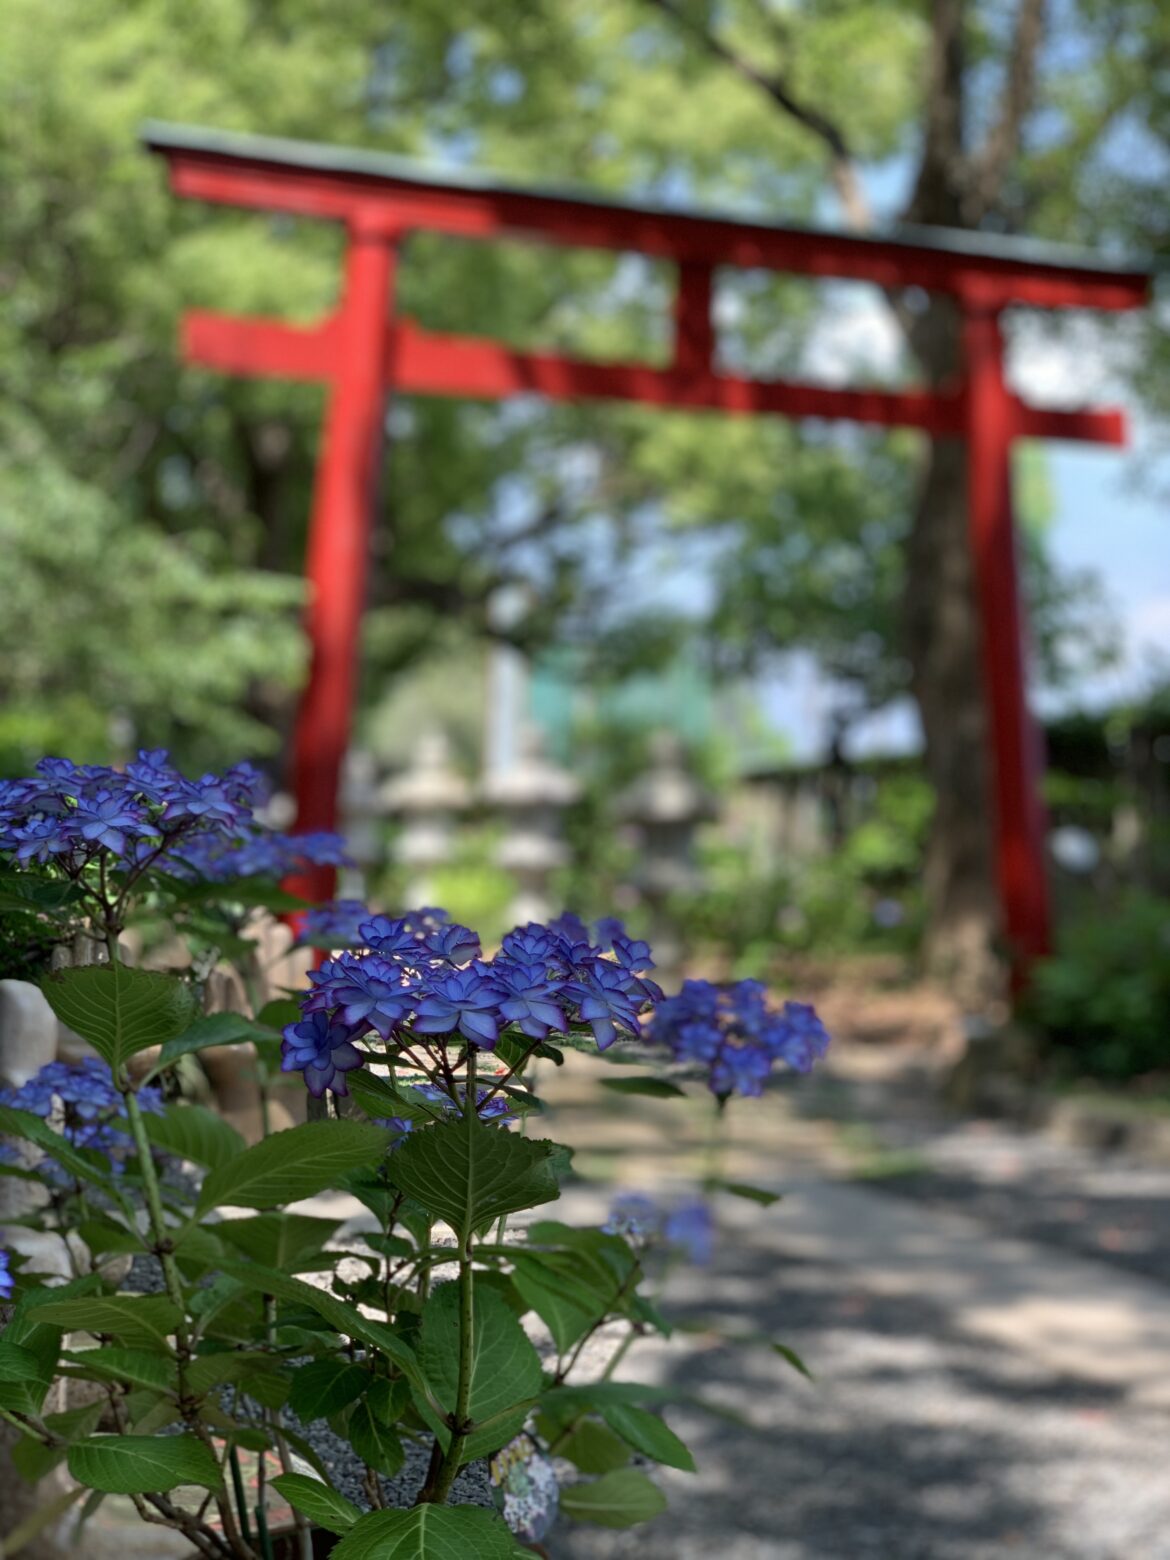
[0,979,59,1088]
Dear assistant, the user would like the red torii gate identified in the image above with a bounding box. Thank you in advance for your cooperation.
[144,121,1150,970]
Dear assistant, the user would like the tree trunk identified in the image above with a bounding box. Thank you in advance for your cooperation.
[903,298,1003,1006]
[905,435,1002,1005]
[654,0,1047,1006]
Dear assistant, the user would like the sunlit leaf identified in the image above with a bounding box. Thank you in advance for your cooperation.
[386,1116,559,1240]
[331,1505,521,1559]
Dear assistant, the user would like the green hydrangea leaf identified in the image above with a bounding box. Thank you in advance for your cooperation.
[331,1505,522,1559]
[347,1400,405,1476]
[270,1473,361,1536]
[598,1075,686,1097]
[550,1417,632,1474]
[145,1012,276,1081]
[417,1279,542,1463]
[288,1360,370,1422]
[143,1103,245,1170]
[33,1296,181,1352]
[705,1179,782,1206]
[215,1261,421,1388]
[214,1212,342,1270]
[67,1434,222,1494]
[385,1116,559,1241]
[601,1403,695,1471]
[40,964,197,1070]
[61,1348,174,1395]
[196,1119,390,1213]
[559,1467,667,1528]
[0,1104,114,1187]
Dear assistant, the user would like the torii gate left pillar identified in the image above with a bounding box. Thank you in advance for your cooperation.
[286,219,398,903]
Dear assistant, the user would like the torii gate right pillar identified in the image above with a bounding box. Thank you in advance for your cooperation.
[962,299,1051,971]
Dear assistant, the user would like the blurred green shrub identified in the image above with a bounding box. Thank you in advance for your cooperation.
[1025,890,1170,1080]
[1042,769,1124,829]
[681,774,931,977]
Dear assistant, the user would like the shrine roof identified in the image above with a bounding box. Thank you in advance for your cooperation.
[142,120,1152,305]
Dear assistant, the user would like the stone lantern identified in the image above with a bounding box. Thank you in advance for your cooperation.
[617,730,715,981]
[484,724,581,927]
[381,728,469,907]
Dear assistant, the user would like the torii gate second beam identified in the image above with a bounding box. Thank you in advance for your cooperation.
[143,122,1151,974]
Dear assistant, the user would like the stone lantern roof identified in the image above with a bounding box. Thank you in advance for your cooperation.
[481,725,581,809]
[380,729,470,814]
[616,730,715,825]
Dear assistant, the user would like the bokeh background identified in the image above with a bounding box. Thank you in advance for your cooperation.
[2,4,1170,1556]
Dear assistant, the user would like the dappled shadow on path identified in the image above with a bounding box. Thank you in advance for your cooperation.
[554,1244,1166,1560]
[541,1049,1170,1558]
[784,1053,1170,1289]
[860,1164,1170,1290]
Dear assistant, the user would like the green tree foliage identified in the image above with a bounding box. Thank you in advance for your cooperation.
[0,410,304,768]
[0,0,1161,784]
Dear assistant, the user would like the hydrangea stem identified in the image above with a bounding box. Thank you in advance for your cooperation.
[548,1322,637,1459]
[263,1292,313,1560]
[122,1085,256,1559]
[122,1089,186,1313]
[418,1045,478,1505]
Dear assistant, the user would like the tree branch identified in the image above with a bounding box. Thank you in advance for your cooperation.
[966,0,1047,222]
[645,0,871,229]
[904,0,968,226]
[495,499,568,552]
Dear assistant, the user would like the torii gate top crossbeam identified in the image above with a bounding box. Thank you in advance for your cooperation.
[144,120,1148,309]
[143,121,1152,977]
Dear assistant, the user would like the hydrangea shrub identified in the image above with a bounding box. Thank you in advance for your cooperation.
[0,754,829,1558]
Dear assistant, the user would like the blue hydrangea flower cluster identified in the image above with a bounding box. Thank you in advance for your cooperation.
[648,979,831,1097]
[283,909,663,1097]
[298,899,372,947]
[0,1058,163,1180]
[0,1249,13,1302]
[0,752,346,884]
[604,1192,715,1265]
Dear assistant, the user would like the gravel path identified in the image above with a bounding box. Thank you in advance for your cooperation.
[851,1124,1170,1288]
[796,1059,1170,1290]
[553,1206,1170,1560]
[541,1052,1170,1560]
